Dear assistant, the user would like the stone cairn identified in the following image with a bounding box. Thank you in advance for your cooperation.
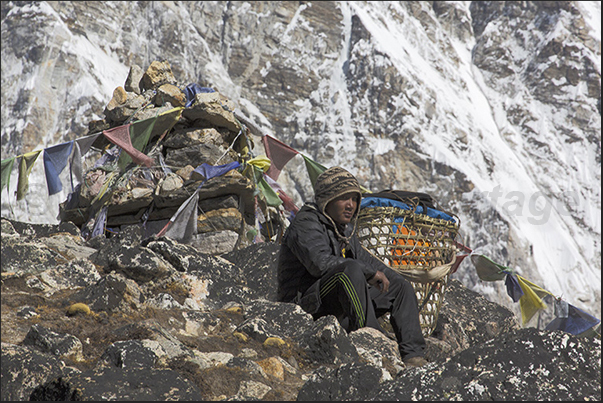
[59,60,286,254]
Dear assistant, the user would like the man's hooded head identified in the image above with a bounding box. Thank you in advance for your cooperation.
[314,166,363,231]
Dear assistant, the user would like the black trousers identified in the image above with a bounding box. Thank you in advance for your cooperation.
[310,260,426,360]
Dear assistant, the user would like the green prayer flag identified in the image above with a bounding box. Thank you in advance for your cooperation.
[302,154,328,189]
[117,108,183,169]
[1,157,15,193]
[154,107,183,137]
[118,115,156,169]
[470,254,510,281]
[257,175,282,207]
[249,165,281,207]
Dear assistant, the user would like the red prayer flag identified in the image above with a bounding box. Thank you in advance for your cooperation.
[103,124,153,168]
[278,189,299,214]
[261,134,299,181]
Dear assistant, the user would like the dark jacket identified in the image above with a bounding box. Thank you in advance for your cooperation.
[277,202,389,305]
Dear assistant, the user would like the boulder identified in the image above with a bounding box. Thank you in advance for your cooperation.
[139,60,178,92]
[29,367,203,401]
[22,324,84,362]
[0,343,70,401]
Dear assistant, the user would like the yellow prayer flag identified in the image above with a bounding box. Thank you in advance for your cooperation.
[247,156,272,173]
[517,275,553,326]
[17,150,42,200]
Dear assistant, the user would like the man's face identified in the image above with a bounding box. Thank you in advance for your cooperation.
[325,192,359,225]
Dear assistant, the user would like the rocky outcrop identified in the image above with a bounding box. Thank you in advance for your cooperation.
[1,0,600,331]
[1,217,600,401]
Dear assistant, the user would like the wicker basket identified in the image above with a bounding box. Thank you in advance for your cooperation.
[357,200,460,337]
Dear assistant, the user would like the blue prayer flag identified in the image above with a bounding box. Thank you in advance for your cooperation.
[44,141,74,195]
[545,301,600,336]
[505,273,524,302]
[90,206,108,239]
[184,83,215,107]
[193,161,241,184]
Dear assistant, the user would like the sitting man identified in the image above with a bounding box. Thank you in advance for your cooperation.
[277,166,428,367]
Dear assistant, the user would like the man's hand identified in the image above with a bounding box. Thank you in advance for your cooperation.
[368,271,390,293]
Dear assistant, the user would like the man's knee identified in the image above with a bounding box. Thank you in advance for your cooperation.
[387,269,416,295]
[341,260,368,284]
[324,260,367,291]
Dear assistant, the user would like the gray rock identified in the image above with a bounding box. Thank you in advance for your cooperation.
[38,258,101,293]
[142,236,201,272]
[222,242,281,301]
[181,91,240,132]
[236,317,279,343]
[191,230,239,255]
[107,244,175,283]
[244,299,314,340]
[39,234,97,261]
[349,327,404,377]
[71,272,142,314]
[100,339,165,368]
[297,362,385,401]
[1,342,67,401]
[227,356,267,378]
[431,278,521,358]
[163,127,228,149]
[296,315,360,366]
[372,328,601,401]
[164,142,232,170]
[16,306,39,319]
[111,320,195,361]
[124,64,144,95]
[29,366,202,401]
[22,324,83,362]
[1,236,62,275]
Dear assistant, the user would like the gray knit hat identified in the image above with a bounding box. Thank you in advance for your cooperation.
[314,167,362,217]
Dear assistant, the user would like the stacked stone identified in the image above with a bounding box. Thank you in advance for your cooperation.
[59,61,259,254]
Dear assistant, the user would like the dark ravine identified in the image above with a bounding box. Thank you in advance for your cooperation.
[1,217,600,401]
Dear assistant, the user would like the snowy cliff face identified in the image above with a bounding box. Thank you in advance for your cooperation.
[1,1,600,319]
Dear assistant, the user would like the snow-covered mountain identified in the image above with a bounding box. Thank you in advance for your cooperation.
[1,1,600,321]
